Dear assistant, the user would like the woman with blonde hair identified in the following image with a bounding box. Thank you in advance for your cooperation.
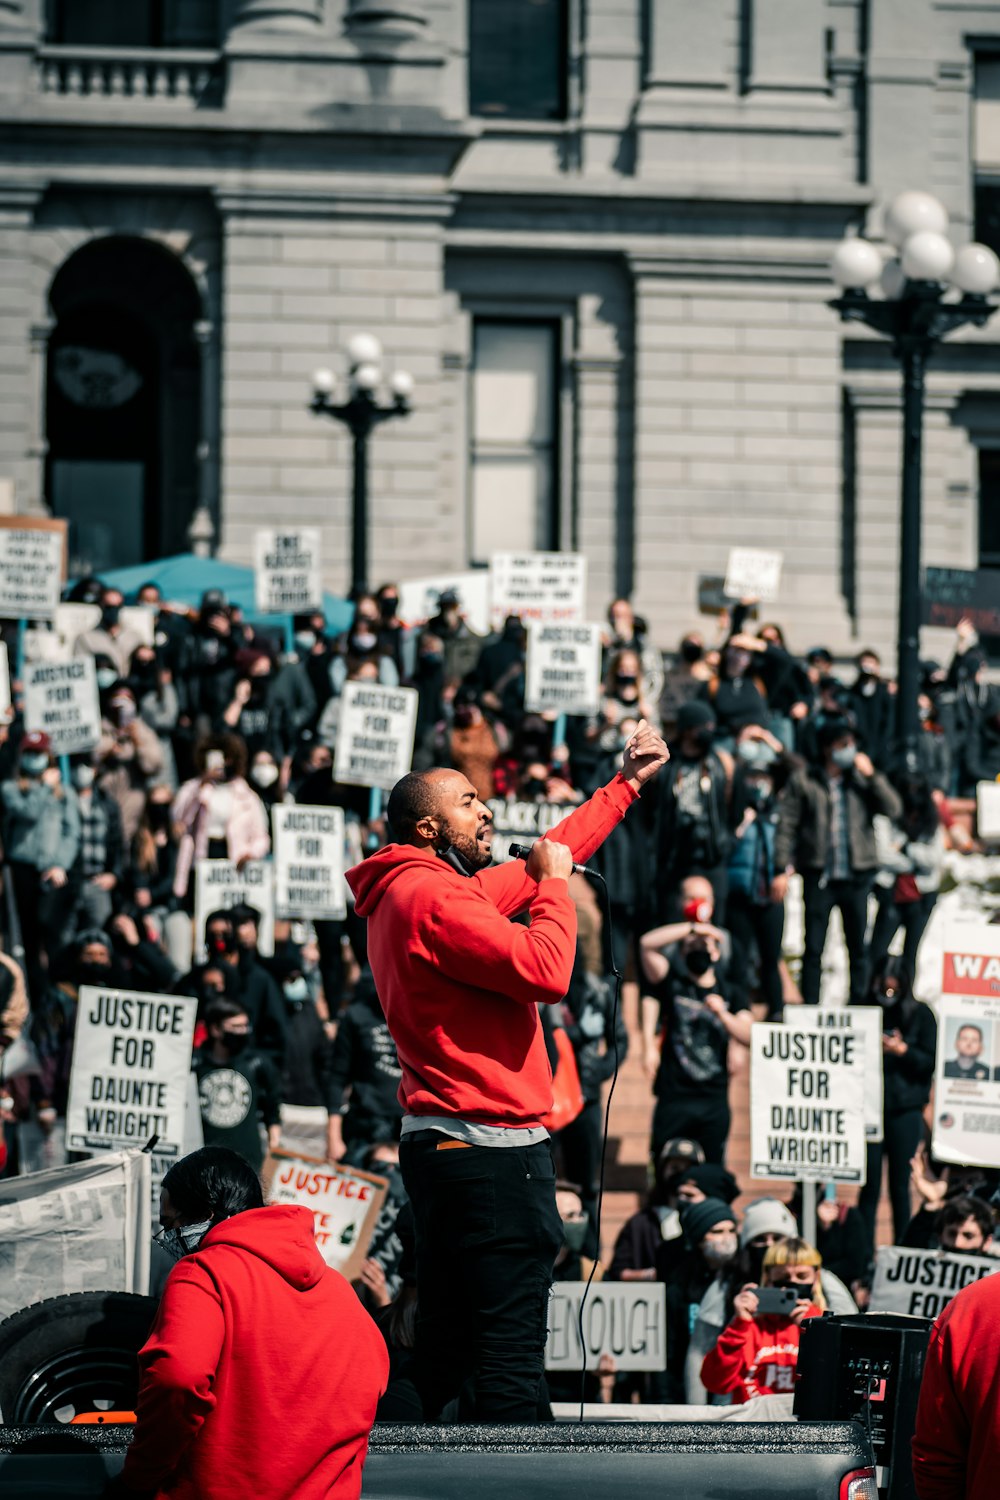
[701,1237,824,1403]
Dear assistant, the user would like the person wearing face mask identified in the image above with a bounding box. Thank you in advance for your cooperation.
[774,717,902,1006]
[73,587,142,677]
[587,649,659,754]
[422,587,483,685]
[651,700,734,922]
[171,734,270,906]
[846,649,894,770]
[193,998,282,1172]
[181,908,288,1065]
[658,1199,740,1402]
[607,1136,706,1282]
[269,950,330,1111]
[658,632,714,741]
[121,1144,388,1500]
[128,642,180,789]
[639,918,752,1164]
[870,771,947,985]
[468,614,528,723]
[69,754,124,934]
[330,595,401,695]
[221,648,283,760]
[249,750,283,809]
[96,681,167,843]
[1,731,81,1001]
[440,687,499,802]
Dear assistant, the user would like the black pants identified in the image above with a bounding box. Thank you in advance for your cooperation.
[651,1090,730,1165]
[857,1108,926,1248]
[555,1098,602,1259]
[10,861,79,1004]
[801,873,871,1006]
[727,890,785,1017]
[399,1133,564,1422]
[868,892,936,985]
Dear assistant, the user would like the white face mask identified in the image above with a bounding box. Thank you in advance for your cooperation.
[154,1218,212,1263]
[251,763,279,788]
[73,765,96,790]
[702,1234,738,1267]
[830,744,856,771]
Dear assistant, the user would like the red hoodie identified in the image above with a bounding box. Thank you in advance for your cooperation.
[913,1271,1000,1500]
[346,774,638,1127]
[701,1307,822,1403]
[122,1205,389,1499]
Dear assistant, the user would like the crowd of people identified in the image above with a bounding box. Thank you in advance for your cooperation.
[0,574,999,1415]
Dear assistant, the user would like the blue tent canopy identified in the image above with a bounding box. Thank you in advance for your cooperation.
[94,553,354,634]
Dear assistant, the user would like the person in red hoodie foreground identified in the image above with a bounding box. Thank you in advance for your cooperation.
[345,720,668,1422]
[912,1267,1000,1500]
[115,1146,388,1499]
[701,1237,825,1402]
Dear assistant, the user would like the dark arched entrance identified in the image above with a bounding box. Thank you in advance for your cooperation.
[46,236,202,573]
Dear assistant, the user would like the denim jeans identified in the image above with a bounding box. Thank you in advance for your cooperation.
[399,1132,564,1422]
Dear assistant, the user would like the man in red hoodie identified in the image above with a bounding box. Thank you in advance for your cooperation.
[912,1269,1000,1500]
[117,1145,388,1499]
[345,719,667,1421]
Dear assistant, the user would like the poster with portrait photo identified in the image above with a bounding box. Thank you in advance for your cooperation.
[933,995,1000,1167]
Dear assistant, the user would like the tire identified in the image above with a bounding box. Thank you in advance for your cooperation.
[0,1291,158,1424]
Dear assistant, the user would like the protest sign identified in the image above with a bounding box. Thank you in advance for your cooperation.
[334,681,418,791]
[0,1150,151,1318]
[66,987,197,1160]
[254,527,322,614]
[797,1006,883,1143]
[932,993,1000,1166]
[274,803,347,921]
[490,551,586,631]
[119,604,156,646]
[750,1023,867,1184]
[22,627,70,664]
[870,1245,998,1319]
[724,547,783,603]
[525,621,603,717]
[23,656,101,754]
[0,642,8,716]
[0,515,66,620]
[545,1282,666,1373]
[149,1072,203,1220]
[977,782,1000,841]
[399,570,491,637]
[921,566,1000,635]
[194,859,274,960]
[54,601,101,646]
[485,798,566,863]
[265,1151,388,1280]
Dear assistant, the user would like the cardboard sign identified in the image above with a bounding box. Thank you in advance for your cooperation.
[750,1023,867,1184]
[399,571,491,637]
[66,987,197,1158]
[977,782,1000,841]
[23,656,102,754]
[921,566,1000,635]
[485,798,567,864]
[870,1245,998,1319]
[254,528,322,614]
[0,1150,151,1317]
[274,803,347,921]
[797,1006,884,1143]
[265,1151,388,1281]
[334,681,418,791]
[490,552,586,631]
[194,859,275,961]
[545,1282,667,1373]
[525,621,603,717]
[724,547,783,603]
[0,515,67,620]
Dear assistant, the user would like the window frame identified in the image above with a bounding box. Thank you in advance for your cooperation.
[467,0,569,123]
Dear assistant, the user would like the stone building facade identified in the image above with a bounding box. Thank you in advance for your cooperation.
[1,0,1000,657]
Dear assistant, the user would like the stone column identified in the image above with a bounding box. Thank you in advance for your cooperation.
[227,0,322,33]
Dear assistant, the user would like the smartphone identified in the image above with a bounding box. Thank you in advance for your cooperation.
[755,1286,799,1317]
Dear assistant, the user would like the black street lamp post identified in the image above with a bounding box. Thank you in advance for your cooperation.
[310,334,413,596]
[830,194,999,771]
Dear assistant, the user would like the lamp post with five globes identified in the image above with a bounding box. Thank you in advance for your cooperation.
[830,193,1000,771]
[310,333,414,596]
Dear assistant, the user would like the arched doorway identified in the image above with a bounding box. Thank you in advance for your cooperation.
[46,235,203,574]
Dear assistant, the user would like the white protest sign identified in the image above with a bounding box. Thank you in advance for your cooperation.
[932,993,1000,1166]
[724,547,783,603]
[797,1006,883,1143]
[119,605,156,646]
[977,782,1000,841]
[23,656,102,754]
[545,1282,667,1373]
[149,1071,203,1220]
[870,1245,999,1319]
[0,642,8,716]
[490,551,586,631]
[334,681,418,791]
[194,859,275,961]
[255,528,322,614]
[54,602,101,646]
[485,798,566,863]
[266,1152,388,1281]
[0,1150,151,1317]
[750,1023,867,1184]
[66,987,197,1160]
[525,621,603,717]
[22,626,70,664]
[0,516,66,620]
[274,803,347,921]
[399,571,491,637]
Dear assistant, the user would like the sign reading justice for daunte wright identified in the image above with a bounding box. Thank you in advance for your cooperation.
[334,681,418,791]
[750,1023,867,1184]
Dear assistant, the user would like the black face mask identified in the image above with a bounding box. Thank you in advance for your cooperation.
[148,802,172,829]
[681,640,702,664]
[453,706,475,728]
[380,596,398,620]
[219,1031,251,1056]
[523,777,548,799]
[686,948,712,977]
[691,728,714,754]
[101,606,121,630]
[77,962,113,988]
[616,674,638,690]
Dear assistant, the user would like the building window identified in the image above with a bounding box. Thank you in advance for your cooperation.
[46,0,220,48]
[470,320,560,561]
[979,448,1000,567]
[468,0,567,121]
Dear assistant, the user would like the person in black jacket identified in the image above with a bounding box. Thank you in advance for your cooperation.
[857,962,938,1249]
[652,700,733,921]
[846,649,894,769]
[178,910,288,1064]
[324,968,403,1163]
[193,996,282,1172]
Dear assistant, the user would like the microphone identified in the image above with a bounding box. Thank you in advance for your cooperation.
[508,842,597,878]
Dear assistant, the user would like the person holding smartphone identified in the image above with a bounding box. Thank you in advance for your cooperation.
[701,1237,825,1403]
